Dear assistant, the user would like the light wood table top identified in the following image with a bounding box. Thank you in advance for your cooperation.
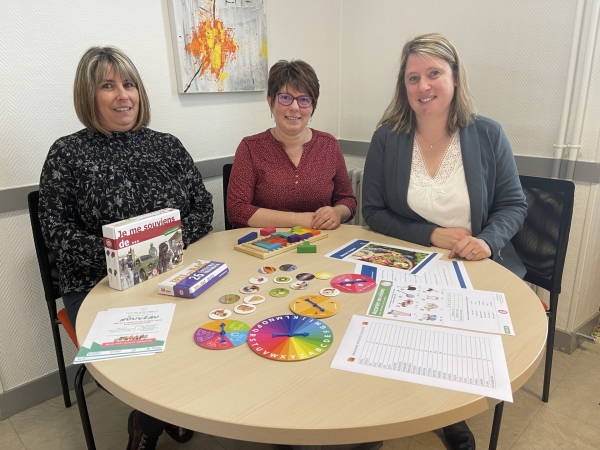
[77,225,547,445]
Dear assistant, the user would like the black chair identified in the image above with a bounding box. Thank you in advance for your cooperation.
[511,175,575,402]
[28,190,96,449]
[223,163,233,230]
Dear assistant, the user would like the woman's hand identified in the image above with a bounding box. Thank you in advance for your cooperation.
[430,227,472,250]
[449,236,492,261]
[311,206,342,230]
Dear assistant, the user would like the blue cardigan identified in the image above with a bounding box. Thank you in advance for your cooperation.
[362,115,527,278]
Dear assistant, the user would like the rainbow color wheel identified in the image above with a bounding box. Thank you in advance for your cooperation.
[248,315,333,361]
[194,319,250,350]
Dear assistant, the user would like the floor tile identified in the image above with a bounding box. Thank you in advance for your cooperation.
[511,407,600,449]
[154,432,225,449]
[517,346,581,402]
[545,353,600,430]
[577,340,600,361]
[407,429,446,449]
[212,435,273,450]
[0,418,26,450]
[382,436,432,449]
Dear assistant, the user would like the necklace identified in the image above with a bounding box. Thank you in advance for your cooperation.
[416,130,448,149]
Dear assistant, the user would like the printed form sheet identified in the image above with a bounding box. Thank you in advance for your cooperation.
[366,281,515,336]
[355,260,473,289]
[332,315,513,402]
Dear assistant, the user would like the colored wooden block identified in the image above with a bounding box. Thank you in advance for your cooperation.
[254,242,282,251]
[288,235,302,243]
[270,238,287,246]
[238,232,258,245]
[297,232,313,240]
[260,226,276,236]
[291,226,305,233]
[297,241,317,253]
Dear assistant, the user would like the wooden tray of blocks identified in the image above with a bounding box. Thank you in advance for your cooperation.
[234,226,328,259]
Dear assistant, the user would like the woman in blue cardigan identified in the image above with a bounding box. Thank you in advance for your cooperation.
[362,33,527,450]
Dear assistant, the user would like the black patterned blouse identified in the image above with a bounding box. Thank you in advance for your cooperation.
[38,127,214,295]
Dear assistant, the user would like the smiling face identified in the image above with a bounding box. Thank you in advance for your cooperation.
[404,53,456,124]
[268,84,313,138]
[95,65,139,132]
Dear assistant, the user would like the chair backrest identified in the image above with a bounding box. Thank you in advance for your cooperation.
[27,190,62,303]
[511,175,575,295]
[222,163,233,230]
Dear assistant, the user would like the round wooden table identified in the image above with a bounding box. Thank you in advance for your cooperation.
[76,226,547,445]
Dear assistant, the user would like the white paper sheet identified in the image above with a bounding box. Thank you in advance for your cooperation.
[366,281,515,336]
[355,260,473,289]
[331,315,513,402]
[325,239,441,276]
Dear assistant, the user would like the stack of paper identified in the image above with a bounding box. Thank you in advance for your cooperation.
[74,304,175,364]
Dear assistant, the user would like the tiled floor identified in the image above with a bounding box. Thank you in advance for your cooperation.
[1,342,599,450]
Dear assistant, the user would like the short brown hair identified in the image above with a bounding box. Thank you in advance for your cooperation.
[378,33,474,134]
[267,60,320,115]
[73,46,150,134]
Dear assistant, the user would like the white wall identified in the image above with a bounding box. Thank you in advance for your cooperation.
[1,0,599,395]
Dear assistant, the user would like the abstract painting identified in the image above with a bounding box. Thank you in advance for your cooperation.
[168,0,268,93]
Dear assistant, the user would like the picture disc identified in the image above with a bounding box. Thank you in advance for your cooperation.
[269,288,289,298]
[314,271,334,280]
[258,266,276,274]
[320,287,340,297]
[296,272,315,281]
[244,295,265,305]
[290,281,309,290]
[249,276,268,285]
[219,294,240,304]
[279,264,297,272]
[289,295,341,318]
[209,308,232,320]
[248,315,333,361]
[240,285,260,294]
[194,319,250,349]
[274,276,292,284]
[234,304,257,315]
[330,274,376,293]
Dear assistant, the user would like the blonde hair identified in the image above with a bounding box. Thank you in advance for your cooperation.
[73,46,150,134]
[378,33,474,134]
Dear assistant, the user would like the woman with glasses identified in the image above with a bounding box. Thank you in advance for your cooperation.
[227,59,356,229]
[362,34,527,450]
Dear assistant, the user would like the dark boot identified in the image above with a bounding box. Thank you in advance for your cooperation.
[164,423,194,443]
[442,420,475,450]
[127,410,159,450]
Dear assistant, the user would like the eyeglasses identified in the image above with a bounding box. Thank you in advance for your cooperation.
[277,93,313,108]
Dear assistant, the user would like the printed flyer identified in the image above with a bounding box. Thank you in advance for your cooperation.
[325,239,441,275]
[367,281,515,335]
[74,303,175,364]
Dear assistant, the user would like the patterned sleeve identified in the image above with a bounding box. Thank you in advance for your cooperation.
[38,139,105,293]
[173,138,214,246]
[330,141,357,220]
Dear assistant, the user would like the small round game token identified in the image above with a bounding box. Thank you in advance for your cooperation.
[244,295,265,305]
[320,287,340,297]
[290,281,309,290]
[219,294,240,304]
[234,304,257,315]
[314,271,334,280]
[194,319,250,349]
[279,264,297,272]
[258,266,276,274]
[290,295,341,318]
[331,274,377,293]
[249,276,268,285]
[296,272,315,281]
[269,288,289,297]
[240,285,260,294]
[248,315,334,361]
[274,276,292,284]
[209,308,232,320]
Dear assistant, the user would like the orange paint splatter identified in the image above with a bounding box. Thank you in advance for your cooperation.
[185,17,238,80]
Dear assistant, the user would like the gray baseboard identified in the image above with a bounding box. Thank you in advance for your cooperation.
[553,311,600,354]
[0,364,93,420]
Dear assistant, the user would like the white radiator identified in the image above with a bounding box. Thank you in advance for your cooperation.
[347,169,365,225]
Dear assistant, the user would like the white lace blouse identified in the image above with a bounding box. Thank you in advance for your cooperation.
[406,132,472,233]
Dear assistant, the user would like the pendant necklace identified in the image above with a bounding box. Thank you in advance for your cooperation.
[417,131,447,149]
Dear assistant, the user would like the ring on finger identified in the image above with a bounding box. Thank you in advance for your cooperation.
[471,250,476,256]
